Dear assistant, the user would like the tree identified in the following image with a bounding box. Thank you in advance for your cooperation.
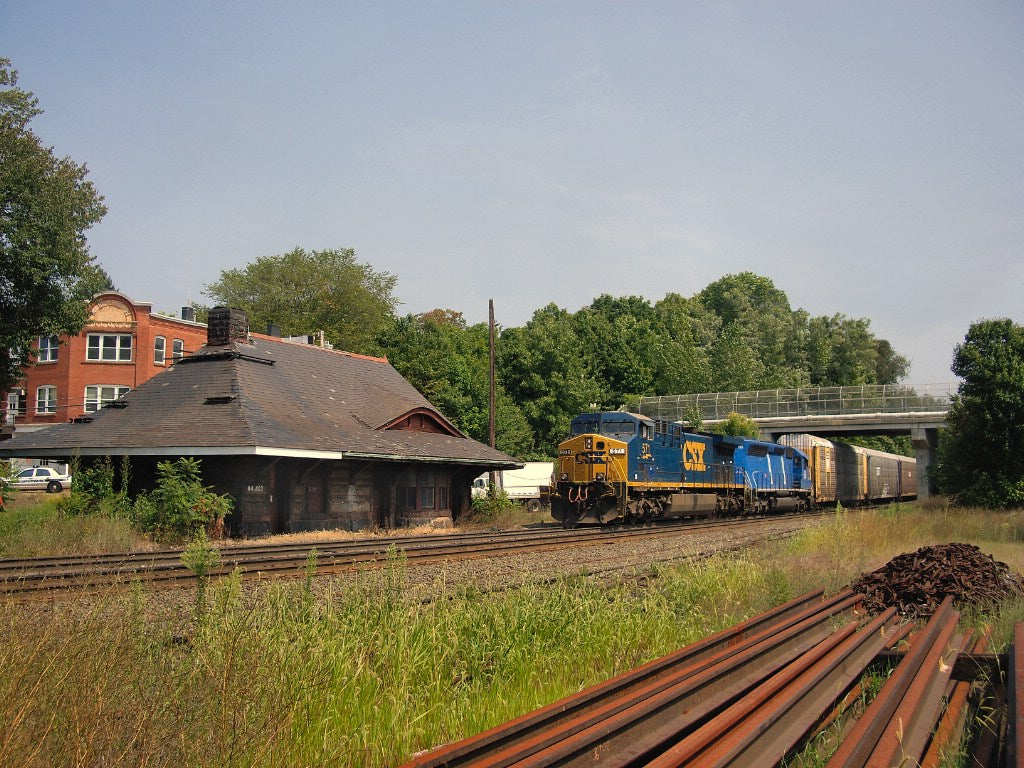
[0,58,108,395]
[497,304,604,456]
[937,319,1024,507]
[711,411,760,438]
[378,311,534,457]
[203,247,397,355]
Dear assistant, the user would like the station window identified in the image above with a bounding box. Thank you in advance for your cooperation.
[87,334,133,362]
[400,468,451,512]
[37,335,59,363]
[154,336,166,365]
[35,385,57,415]
[84,385,130,412]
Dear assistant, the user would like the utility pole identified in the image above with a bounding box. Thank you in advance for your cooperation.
[489,299,498,491]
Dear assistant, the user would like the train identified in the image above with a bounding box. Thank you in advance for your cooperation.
[549,411,916,527]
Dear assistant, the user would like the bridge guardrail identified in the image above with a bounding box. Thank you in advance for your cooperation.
[638,383,957,423]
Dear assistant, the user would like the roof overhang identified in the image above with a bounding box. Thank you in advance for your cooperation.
[0,444,516,468]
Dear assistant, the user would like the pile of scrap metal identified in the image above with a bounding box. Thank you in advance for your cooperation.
[849,542,1024,617]
[400,586,1024,767]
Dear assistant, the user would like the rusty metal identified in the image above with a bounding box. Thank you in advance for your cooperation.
[403,590,858,768]
[1009,622,1024,768]
[400,597,1024,768]
[643,608,900,768]
[921,629,991,768]
[825,596,960,767]
[849,543,1024,618]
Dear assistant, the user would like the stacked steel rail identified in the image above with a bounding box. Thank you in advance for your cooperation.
[401,591,1016,767]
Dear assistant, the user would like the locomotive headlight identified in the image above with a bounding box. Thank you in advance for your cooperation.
[596,472,605,480]
[585,437,593,450]
[560,472,568,481]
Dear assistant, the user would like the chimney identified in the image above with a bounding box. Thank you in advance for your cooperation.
[267,323,282,337]
[181,306,196,322]
[207,307,249,346]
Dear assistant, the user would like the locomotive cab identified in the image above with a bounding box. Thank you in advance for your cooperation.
[552,413,637,526]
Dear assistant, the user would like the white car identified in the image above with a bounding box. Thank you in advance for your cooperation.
[9,466,72,493]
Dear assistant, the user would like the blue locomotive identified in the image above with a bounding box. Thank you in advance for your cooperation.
[551,411,812,526]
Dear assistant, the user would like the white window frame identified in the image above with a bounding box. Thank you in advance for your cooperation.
[84,385,130,413]
[154,336,166,365]
[37,335,59,363]
[35,385,57,415]
[172,338,185,360]
[5,391,22,425]
[86,333,133,362]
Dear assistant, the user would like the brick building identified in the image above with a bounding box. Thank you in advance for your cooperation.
[0,307,517,534]
[4,291,208,436]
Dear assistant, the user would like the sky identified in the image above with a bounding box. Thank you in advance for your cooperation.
[4,1,1022,386]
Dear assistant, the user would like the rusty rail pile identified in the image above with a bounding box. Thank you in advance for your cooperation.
[849,542,1024,617]
[402,587,1018,767]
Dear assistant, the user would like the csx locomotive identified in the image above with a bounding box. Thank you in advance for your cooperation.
[550,411,916,527]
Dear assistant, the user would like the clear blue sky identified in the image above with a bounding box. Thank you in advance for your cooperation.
[4,1,1022,385]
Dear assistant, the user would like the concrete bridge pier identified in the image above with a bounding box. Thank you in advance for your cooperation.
[911,426,939,500]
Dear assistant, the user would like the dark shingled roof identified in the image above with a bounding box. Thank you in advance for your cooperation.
[0,335,517,468]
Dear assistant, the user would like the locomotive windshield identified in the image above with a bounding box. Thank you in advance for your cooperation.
[570,416,600,436]
[600,419,636,438]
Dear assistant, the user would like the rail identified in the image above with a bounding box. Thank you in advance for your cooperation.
[638,383,957,423]
[401,592,1010,767]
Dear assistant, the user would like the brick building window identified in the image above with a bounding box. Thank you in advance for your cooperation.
[87,333,133,362]
[85,385,130,412]
[172,338,184,360]
[6,391,25,424]
[154,336,166,364]
[37,335,59,363]
[35,386,57,415]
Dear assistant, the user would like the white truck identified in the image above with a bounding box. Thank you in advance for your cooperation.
[472,461,554,513]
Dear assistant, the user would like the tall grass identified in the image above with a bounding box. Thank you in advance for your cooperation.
[0,552,790,768]
[0,494,141,557]
[0,500,1022,765]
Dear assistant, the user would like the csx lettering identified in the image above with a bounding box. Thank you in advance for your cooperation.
[683,441,707,472]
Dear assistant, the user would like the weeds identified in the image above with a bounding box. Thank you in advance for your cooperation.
[1,502,1023,765]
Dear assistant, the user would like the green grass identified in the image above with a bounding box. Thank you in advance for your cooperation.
[0,493,142,557]
[0,500,1022,766]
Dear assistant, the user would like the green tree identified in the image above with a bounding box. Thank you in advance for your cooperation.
[497,304,604,456]
[937,319,1024,507]
[203,247,398,355]
[697,273,807,387]
[378,311,534,457]
[710,411,760,438]
[0,58,109,395]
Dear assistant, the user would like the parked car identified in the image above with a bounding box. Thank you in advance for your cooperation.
[8,466,72,493]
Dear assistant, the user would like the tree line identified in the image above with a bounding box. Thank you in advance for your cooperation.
[202,248,909,458]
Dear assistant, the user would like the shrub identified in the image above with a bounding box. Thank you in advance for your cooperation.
[59,455,132,518]
[134,457,232,541]
[469,485,517,522]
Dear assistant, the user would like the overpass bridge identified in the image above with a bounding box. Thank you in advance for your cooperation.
[638,384,956,500]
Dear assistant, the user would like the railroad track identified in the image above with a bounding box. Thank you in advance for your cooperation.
[0,512,824,597]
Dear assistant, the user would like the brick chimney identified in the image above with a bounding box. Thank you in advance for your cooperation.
[207,307,249,346]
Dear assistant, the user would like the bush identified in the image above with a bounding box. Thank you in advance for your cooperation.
[469,485,517,522]
[133,457,232,541]
[59,455,132,518]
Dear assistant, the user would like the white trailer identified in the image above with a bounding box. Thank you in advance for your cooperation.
[472,461,553,512]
